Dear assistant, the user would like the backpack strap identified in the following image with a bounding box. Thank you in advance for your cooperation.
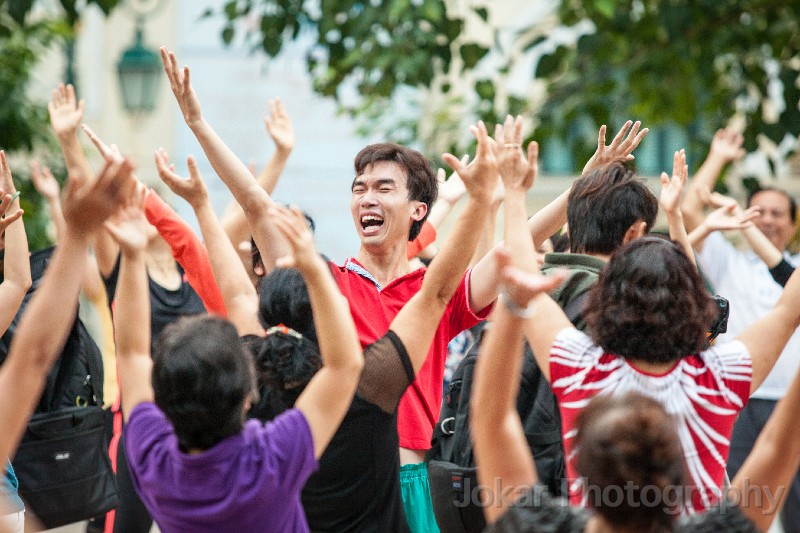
[563,289,591,325]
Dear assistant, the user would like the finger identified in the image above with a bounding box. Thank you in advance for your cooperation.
[660,171,670,189]
[275,97,286,117]
[596,125,607,150]
[183,66,192,92]
[740,206,762,223]
[610,120,633,148]
[51,88,60,107]
[620,121,641,150]
[82,124,111,159]
[494,123,503,145]
[526,140,539,165]
[626,126,648,153]
[513,115,524,143]
[0,209,23,227]
[58,83,67,103]
[681,163,688,186]
[672,150,681,177]
[30,160,41,184]
[503,115,514,143]
[66,84,76,105]
[0,150,10,178]
[0,193,11,216]
[442,153,464,175]
[274,255,296,269]
[159,47,174,83]
[268,98,278,119]
[436,168,446,185]
[473,123,489,158]
[186,155,204,184]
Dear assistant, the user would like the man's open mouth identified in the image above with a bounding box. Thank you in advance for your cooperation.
[361,214,384,234]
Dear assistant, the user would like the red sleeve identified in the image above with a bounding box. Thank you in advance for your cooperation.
[144,191,227,316]
[445,268,494,337]
[406,221,437,260]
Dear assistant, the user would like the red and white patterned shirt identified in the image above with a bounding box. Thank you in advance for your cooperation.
[550,328,752,513]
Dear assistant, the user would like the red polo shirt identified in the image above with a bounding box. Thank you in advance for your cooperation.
[330,258,492,450]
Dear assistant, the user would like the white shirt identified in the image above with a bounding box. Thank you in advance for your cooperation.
[697,231,800,400]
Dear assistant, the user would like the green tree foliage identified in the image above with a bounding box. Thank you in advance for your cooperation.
[0,0,120,247]
[533,0,800,169]
[215,0,800,172]
[211,0,482,148]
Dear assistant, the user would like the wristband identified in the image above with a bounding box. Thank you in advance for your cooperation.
[500,290,536,319]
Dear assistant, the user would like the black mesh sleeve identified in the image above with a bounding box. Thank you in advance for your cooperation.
[768,258,794,287]
[357,330,416,414]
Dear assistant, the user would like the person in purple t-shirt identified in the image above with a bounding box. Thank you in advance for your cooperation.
[108,195,364,533]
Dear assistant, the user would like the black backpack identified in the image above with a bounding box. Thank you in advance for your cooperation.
[0,247,118,528]
[426,291,590,533]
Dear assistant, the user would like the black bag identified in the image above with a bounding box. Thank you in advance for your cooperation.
[12,406,118,528]
[426,292,590,533]
[0,247,118,526]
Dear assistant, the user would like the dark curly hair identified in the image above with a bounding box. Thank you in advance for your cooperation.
[568,162,658,255]
[258,268,317,342]
[576,393,686,532]
[153,316,256,452]
[353,142,438,241]
[586,238,719,364]
[242,332,322,422]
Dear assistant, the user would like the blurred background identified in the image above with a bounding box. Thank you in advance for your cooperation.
[3,0,800,259]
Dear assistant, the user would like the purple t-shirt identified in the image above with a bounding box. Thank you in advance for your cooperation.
[125,403,317,533]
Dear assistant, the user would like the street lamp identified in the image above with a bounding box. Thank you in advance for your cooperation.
[117,17,162,115]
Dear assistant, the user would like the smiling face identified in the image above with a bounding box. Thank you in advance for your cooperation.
[350,161,426,251]
[749,189,796,251]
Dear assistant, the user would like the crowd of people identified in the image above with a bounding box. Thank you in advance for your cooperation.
[0,44,799,533]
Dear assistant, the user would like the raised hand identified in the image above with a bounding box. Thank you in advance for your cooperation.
[495,247,568,309]
[437,168,467,205]
[442,121,497,202]
[264,98,295,152]
[160,47,203,127]
[582,120,648,175]
[709,128,746,163]
[82,124,123,162]
[154,148,209,208]
[659,149,688,214]
[703,204,761,232]
[270,205,318,271]
[0,194,23,235]
[0,150,18,196]
[48,84,85,139]
[63,157,137,236]
[30,161,60,201]
[494,114,538,192]
[104,189,149,255]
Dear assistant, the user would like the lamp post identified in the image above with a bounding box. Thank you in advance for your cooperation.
[117,16,162,117]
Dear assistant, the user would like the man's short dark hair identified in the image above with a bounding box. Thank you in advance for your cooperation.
[152,316,255,451]
[353,143,437,241]
[567,162,658,255]
[747,186,797,222]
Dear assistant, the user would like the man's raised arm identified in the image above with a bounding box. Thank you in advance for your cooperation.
[160,46,289,272]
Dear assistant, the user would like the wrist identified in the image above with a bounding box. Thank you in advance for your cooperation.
[500,291,536,319]
[274,144,293,157]
[55,130,78,144]
[187,116,206,131]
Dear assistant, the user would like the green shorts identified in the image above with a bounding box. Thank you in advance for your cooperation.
[400,462,440,533]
